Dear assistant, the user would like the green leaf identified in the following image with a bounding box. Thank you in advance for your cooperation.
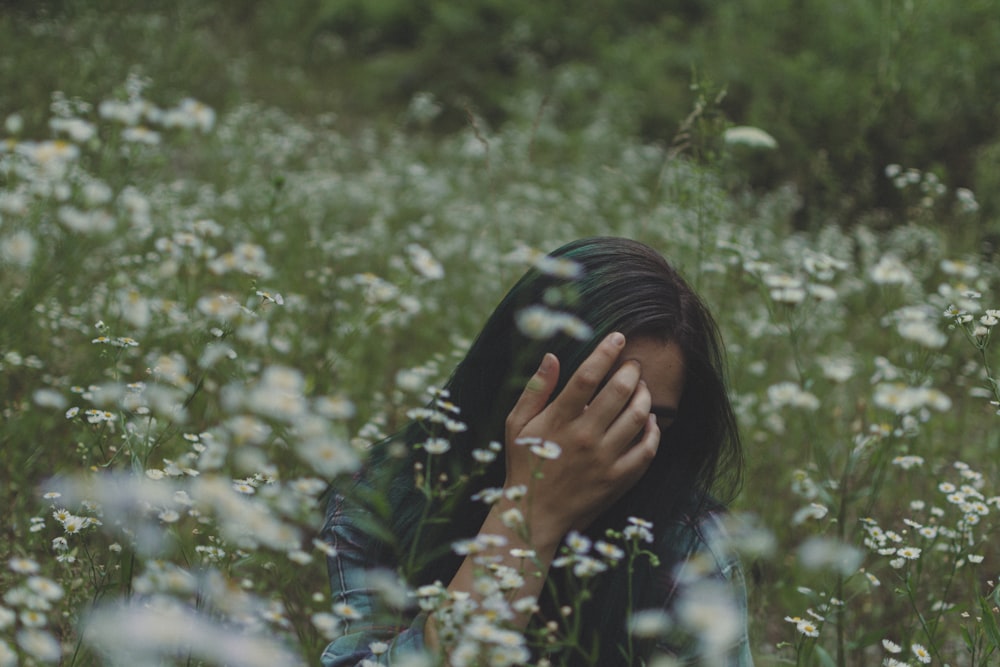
[961,625,975,650]
[979,595,1000,650]
[814,645,837,667]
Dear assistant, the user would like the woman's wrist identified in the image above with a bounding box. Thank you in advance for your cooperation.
[486,499,565,558]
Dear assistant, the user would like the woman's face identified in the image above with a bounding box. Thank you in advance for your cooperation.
[618,337,685,432]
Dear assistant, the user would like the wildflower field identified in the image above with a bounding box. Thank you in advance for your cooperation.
[1,3,999,666]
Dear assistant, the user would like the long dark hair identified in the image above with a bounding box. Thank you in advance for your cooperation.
[356,237,742,665]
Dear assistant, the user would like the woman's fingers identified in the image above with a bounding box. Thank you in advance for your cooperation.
[537,332,651,450]
[505,352,560,439]
[600,378,653,453]
[582,358,644,429]
[548,332,626,421]
[610,413,660,484]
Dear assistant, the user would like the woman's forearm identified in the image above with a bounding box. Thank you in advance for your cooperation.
[424,499,565,653]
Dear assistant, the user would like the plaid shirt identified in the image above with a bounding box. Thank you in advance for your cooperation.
[321,493,753,667]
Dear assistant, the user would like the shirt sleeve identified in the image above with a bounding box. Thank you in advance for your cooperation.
[320,493,430,667]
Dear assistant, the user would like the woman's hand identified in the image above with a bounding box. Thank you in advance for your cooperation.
[503,332,660,549]
[427,333,659,646]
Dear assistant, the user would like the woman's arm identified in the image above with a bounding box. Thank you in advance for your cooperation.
[428,332,660,649]
[323,332,659,664]
[321,494,427,667]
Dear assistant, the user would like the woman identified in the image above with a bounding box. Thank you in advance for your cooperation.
[322,237,751,666]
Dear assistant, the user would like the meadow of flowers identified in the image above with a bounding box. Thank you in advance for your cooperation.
[1,66,998,667]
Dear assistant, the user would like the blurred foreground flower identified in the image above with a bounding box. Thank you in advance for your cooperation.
[515,305,592,340]
[84,597,303,667]
[797,536,863,575]
[723,126,778,150]
[873,383,951,414]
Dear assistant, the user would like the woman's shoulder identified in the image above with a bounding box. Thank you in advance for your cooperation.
[651,500,754,666]
[655,496,741,583]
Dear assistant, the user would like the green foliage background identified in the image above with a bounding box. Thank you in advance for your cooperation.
[4,0,1000,223]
